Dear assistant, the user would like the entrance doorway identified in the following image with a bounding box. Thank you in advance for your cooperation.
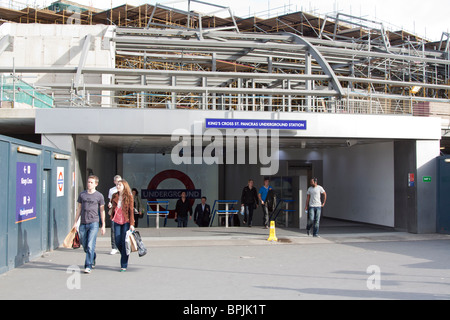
[268,161,318,229]
[288,161,312,229]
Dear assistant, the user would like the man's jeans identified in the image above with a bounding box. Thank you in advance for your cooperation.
[307,207,322,236]
[262,204,269,227]
[244,205,255,226]
[79,222,99,269]
[177,216,188,228]
[110,220,118,250]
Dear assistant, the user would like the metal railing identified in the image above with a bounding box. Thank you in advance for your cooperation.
[56,90,418,116]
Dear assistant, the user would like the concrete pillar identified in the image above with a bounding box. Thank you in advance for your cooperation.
[416,140,440,233]
[394,139,440,234]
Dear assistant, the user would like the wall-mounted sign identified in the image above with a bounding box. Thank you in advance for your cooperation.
[408,173,415,187]
[141,189,202,199]
[206,118,307,130]
[144,169,197,218]
[16,162,37,223]
[57,167,64,197]
[423,176,432,183]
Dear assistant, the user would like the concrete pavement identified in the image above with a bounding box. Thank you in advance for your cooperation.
[1,221,450,300]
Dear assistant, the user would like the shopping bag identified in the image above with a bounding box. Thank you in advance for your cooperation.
[125,230,138,255]
[63,227,77,248]
[132,231,147,257]
[125,230,132,255]
[130,231,138,252]
[72,231,80,249]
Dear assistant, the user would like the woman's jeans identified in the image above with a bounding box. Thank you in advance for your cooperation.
[114,222,130,269]
[307,207,322,236]
[79,222,99,269]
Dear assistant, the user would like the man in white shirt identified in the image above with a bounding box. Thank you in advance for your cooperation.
[108,175,121,254]
[305,178,327,237]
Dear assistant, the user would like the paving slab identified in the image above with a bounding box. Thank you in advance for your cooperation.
[1,224,450,300]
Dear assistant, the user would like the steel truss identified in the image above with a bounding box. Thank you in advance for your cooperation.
[1,0,449,114]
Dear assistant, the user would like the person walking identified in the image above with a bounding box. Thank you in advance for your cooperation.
[110,179,135,272]
[194,196,211,227]
[258,178,274,229]
[174,191,192,227]
[107,175,121,255]
[73,175,106,274]
[132,188,143,228]
[305,178,327,237]
[241,179,259,227]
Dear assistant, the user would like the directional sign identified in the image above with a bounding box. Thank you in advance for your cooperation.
[16,162,37,223]
[423,176,432,183]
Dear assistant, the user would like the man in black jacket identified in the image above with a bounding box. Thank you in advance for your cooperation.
[240,179,259,227]
[194,197,211,227]
[174,191,192,227]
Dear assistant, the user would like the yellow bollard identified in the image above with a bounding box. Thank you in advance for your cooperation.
[267,221,278,242]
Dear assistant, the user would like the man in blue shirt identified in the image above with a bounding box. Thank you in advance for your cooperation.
[258,178,273,229]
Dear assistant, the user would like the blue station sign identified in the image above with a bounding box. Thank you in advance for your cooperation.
[205,119,307,130]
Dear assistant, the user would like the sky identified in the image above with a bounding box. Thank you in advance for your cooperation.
[35,0,449,41]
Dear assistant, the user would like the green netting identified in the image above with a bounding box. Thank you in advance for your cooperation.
[1,75,53,108]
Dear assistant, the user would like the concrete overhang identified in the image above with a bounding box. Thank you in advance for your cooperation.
[0,108,36,134]
[35,108,442,141]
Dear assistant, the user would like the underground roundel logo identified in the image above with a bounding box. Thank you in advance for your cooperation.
[56,167,64,197]
[147,170,196,218]
[58,172,64,192]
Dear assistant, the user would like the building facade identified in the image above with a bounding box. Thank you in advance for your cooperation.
[0,1,449,236]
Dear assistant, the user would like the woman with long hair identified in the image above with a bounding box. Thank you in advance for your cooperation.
[110,179,135,272]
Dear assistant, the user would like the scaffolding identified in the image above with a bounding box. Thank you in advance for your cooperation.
[0,0,449,114]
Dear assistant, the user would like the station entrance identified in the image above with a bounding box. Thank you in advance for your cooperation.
[71,134,428,233]
[37,107,441,235]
